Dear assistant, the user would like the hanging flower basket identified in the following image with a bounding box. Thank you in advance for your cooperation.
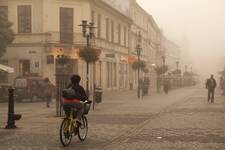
[154,65,168,75]
[79,47,101,63]
[172,69,181,75]
[143,67,149,73]
[132,60,146,71]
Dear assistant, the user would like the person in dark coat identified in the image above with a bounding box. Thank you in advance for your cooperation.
[67,75,88,102]
[43,78,54,108]
[63,75,88,123]
[142,77,150,97]
[206,75,217,103]
[163,78,170,94]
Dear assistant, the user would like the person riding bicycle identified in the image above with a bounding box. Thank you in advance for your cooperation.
[62,74,88,124]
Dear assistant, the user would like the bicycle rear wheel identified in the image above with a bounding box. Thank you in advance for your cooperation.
[78,116,88,141]
[60,118,73,147]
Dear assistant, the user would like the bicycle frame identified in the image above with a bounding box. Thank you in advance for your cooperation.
[66,110,79,134]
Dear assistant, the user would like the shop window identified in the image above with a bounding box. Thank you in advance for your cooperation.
[47,55,54,64]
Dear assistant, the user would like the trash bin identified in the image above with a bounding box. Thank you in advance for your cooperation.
[94,87,102,103]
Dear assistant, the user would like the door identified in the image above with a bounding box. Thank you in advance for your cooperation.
[19,60,30,76]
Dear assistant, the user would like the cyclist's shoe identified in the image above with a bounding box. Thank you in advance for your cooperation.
[76,120,82,127]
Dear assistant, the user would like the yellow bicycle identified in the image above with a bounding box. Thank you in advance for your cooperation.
[60,100,91,147]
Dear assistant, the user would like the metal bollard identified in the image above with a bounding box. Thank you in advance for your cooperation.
[5,88,21,129]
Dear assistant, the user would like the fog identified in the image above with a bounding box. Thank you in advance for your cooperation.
[137,0,225,80]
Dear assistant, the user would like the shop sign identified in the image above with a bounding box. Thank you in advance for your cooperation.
[120,56,128,63]
[105,53,115,58]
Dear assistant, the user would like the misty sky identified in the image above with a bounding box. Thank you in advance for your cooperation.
[137,0,225,79]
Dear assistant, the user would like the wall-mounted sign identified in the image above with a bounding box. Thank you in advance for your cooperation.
[120,56,128,63]
[29,50,36,54]
[105,53,115,58]
[35,62,39,68]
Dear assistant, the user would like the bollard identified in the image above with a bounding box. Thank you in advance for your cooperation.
[5,88,21,129]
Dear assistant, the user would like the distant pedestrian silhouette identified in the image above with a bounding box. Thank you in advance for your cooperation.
[163,78,170,94]
[206,75,217,103]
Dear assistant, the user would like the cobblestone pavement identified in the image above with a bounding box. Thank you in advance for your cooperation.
[102,89,225,150]
[1,87,224,149]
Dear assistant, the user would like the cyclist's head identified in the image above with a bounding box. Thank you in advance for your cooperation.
[71,74,81,84]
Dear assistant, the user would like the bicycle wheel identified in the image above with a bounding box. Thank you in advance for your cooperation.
[60,118,73,147]
[78,116,88,141]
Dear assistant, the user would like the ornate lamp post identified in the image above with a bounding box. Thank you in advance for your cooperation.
[136,32,142,99]
[176,61,179,70]
[162,56,166,67]
[79,20,96,98]
[185,65,188,72]
[176,61,179,88]
[162,55,166,76]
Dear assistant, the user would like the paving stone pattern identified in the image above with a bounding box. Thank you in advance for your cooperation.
[1,87,225,149]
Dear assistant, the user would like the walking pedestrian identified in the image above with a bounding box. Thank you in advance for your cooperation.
[222,77,225,96]
[163,78,170,94]
[206,75,217,103]
[43,77,54,108]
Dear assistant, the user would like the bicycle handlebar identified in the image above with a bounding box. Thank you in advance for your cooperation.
[80,100,92,104]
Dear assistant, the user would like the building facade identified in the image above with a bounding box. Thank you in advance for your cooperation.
[0,0,132,93]
[128,0,161,93]
[0,0,179,93]
[160,36,181,72]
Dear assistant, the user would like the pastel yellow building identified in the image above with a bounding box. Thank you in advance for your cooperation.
[0,0,132,93]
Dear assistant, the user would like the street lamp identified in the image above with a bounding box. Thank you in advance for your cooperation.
[162,55,166,76]
[162,56,166,66]
[79,20,96,98]
[185,65,188,72]
[136,31,142,99]
[176,61,179,70]
[175,61,180,88]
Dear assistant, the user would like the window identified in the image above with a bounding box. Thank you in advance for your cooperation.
[111,20,114,43]
[106,18,109,41]
[0,6,8,20]
[18,5,32,33]
[113,63,117,87]
[97,14,101,38]
[60,7,73,44]
[124,27,127,46]
[91,10,95,23]
[47,55,54,64]
[118,24,121,44]
[107,62,113,88]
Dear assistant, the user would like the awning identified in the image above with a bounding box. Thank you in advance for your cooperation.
[0,64,14,73]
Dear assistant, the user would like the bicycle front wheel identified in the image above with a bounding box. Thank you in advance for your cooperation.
[60,118,73,147]
[78,116,88,141]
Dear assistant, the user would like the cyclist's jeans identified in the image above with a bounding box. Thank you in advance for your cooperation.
[74,103,84,122]
[64,103,84,121]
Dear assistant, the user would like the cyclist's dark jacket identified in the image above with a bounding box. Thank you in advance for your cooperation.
[67,83,88,102]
